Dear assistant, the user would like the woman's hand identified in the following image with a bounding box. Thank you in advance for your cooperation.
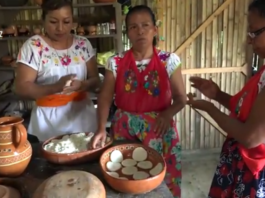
[189,76,221,100]
[54,74,76,93]
[89,129,107,149]
[154,111,172,136]
[187,92,214,111]
[62,79,83,94]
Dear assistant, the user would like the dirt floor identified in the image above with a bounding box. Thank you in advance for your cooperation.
[181,149,220,198]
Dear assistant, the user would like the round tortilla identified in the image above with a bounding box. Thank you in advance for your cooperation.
[149,163,163,176]
[121,166,138,175]
[137,161,153,169]
[107,172,119,178]
[121,159,137,167]
[118,177,128,180]
[133,171,150,180]
[106,161,122,172]
[132,147,148,162]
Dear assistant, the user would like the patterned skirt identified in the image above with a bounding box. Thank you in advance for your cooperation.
[110,109,182,198]
[208,138,265,198]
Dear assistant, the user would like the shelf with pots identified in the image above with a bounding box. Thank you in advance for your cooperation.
[0,0,118,10]
[0,3,117,10]
[0,34,117,41]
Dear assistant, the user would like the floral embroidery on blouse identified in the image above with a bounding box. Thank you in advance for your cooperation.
[144,71,160,96]
[124,69,138,93]
[18,35,92,68]
[107,50,181,78]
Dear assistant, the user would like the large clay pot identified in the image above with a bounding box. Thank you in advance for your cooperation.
[0,117,32,177]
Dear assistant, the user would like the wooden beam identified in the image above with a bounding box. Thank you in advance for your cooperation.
[175,0,234,54]
[181,64,247,75]
[192,108,227,137]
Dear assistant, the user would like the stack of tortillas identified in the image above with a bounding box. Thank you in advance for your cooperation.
[0,185,20,198]
[33,171,106,198]
[106,147,163,180]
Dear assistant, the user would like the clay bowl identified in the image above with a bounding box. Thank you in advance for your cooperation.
[0,178,30,198]
[100,143,166,194]
[41,132,113,165]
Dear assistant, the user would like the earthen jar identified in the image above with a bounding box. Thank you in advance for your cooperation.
[87,25,97,35]
[77,26,85,36]
[0,117,32,177]
[3,26,16,37]
[34,0,42,5]
[33,27,41,35]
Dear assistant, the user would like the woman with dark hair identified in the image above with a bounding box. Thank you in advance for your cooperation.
[15,0,100,141]
[187,0,265,197]
[91,5,186,197]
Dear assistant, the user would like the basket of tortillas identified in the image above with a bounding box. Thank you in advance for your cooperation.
[100,143,166,194]
[41,132,113,165]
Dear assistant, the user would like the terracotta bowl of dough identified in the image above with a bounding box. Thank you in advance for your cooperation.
[0,178,30,198]
[100,143,166,194]
[41,132,113,165]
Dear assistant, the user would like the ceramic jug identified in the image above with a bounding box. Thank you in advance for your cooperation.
[0,117,32,177]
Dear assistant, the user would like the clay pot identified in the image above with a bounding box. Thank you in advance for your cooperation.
[33,171,106,198]
[33,27,41,35]
[77,26,85,36]
[0,178,30,198]
[0,117,32,177]
[41,132,113,165]
[87,25,97,35]
[17,26,28,36]
[1,55,13,65]
[34,0,42,5]
[100,143,166,194]
[3,26,16,37]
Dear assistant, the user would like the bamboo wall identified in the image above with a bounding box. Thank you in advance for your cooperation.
[156,0,253,150]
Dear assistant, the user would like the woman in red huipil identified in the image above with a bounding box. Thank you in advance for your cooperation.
[188,0,265,197]
[91,5,186,198]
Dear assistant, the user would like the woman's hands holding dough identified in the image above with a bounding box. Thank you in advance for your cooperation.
[54,74,83,94]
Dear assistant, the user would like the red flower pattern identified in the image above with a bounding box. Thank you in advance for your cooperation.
[60,55,71,66]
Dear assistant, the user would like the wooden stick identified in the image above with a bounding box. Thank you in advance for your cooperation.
[181,64,247,75]
[192,108,227,137]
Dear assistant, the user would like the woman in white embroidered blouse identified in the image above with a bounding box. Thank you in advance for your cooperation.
[15,0,100,141]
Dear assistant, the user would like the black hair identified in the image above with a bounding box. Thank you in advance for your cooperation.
[248,0,265,17]
[41,0,73,20]
[125,5,157,46]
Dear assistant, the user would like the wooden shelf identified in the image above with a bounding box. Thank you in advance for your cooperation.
[0,34,117,41]
[0,3,116,10]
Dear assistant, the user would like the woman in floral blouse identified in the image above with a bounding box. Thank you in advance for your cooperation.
[15,0,100,141]
[91,5,186,198]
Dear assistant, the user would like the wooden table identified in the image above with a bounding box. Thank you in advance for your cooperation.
[19,143,173,198]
